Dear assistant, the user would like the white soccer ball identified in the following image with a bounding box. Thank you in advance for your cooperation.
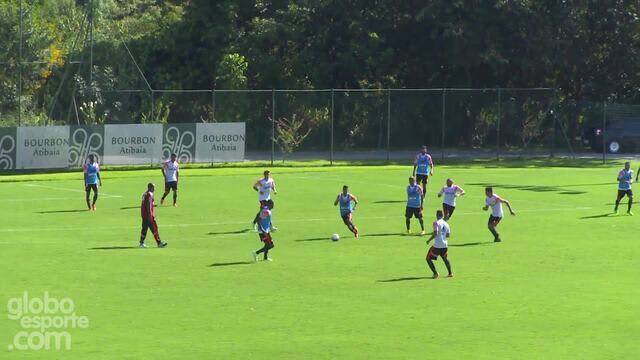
[331,233,340,241]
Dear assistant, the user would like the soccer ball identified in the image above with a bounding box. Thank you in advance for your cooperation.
[331,233,340,241]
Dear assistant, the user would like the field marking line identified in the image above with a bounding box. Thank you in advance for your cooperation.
[4,197,78,202]
[0,206,593,233]
[22,183,123,198]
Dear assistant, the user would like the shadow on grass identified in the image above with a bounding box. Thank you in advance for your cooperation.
[296,237,332,242]
[377,276,431,283]
[360,232,402,238]
[208,261,253,267]
[89,246,139,250]
[296,232,401,242]
[208,229,250,235]
[372,200,405,204]
[37,209,89,214]
[449,241,493,247]
[466,182,589,195]
[579,213,617,219]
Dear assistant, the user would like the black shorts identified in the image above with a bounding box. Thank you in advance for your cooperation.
[165,181,178,192]
[85,184,98,192]
[260,199,274,209]
[341,212,353,224]
[443,203,455,217]
[259,233,273,246]
[405,206,423,219]
[427,246,448,260]
[416,174,429,184]
[488,215,502,226]
[618,189,633,198]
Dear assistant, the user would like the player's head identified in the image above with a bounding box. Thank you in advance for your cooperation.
[147,183,155,192]
[446,178,453,187]
[485,186,493,196]
[436,210,444,219]
[625,161,631,170]
[342,185,349,194]
[263,170,270,179]
[88,154,95,163]
[409,176,416,185]
[170,153,177,162]
[421,145,427,154]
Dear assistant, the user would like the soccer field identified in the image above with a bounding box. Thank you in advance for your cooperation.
[1,162,638,359]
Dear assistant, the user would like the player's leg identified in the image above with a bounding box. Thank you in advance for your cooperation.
[151,219,166,247]
[627,191,633,214]
[345,213,358,237]
[405,207,412,233]
[488,216,501,242]
[172,185,178,206]
[85,185,92,210]
[441,251,453,277]
[417,209,425,233]
[420,176,428,206]
[446,205,455,220]
[425,247,438,278]
[614,191,624,213]
[161,182,170,205]
[140,219,149,247]
[91,185,98,210]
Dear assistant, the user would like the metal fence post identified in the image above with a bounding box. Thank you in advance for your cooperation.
[150,90,155,123]
[211,89,215,122]
[551,106,556,158]
[602,101,607,164]
[330,89,335,165]
[497,88,501,161]
[386,89,391,162]
[271,89,275,166]
[441,88,446,162]
[18,0,23,126]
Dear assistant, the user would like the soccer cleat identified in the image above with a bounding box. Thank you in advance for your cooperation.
[252,222,258,232]
[628,211,634,216]
[157,242,168,248]
[494,237,502,243]
[252,252,258,262]
[92,204,96,211]
[447,274,454,278]
[139,243,147,248]
[271,226,278,232]
[354,231,359,239]
[405,230,411,235]
[614,209,619,215]
[173,203,178,207]
[420,230,426,236]
[160,198,164,205]
[264,257,273,262]
[432,273,439,279]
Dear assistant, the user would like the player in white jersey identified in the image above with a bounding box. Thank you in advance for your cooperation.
[437,178,465,220]
[161,153,180,206]
[252,170,277,230]
[615,161,633,215]
[426,210,452,279]
[483,187,515,242]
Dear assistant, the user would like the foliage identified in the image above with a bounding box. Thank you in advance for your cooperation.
[275,113,313,161]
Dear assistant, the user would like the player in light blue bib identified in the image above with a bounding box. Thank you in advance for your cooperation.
[405,176,425,235]
[412,145,434,207]
[614,161,633,215]
[334,185,359,238]
[83,154,102,211]
[252,206,275,261]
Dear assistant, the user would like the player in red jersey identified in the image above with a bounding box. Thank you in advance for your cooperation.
[140,183,168,248]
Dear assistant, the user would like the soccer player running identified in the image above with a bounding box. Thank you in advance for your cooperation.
[140,183,168,248]
[426,210,452,279]
[252,170,277,231]
[160,153,179,207]
[437,178,465,220]
[83,154,102,211]
[334,185,359,238]
[412,145,434,207]
[483,187,515,243]
[616,161,634,215]
[405,176,425,235]
[252,205,274,262]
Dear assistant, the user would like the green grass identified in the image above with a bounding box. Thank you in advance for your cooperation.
[1,164,639,359]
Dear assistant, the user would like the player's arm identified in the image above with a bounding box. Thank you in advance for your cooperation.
[176,167,179,182]
[350,194,358,210]
[457,186,465,196]
[412,155,418,176]
[437,187,444,198]
[253,180,261,192]
[272,181,277,194]
[426,223,437,244]
[503,198,516,215]
[334,195,340,206]
[636,169,639,182]
[97,168,102,186]
[161,163,166,180]
[429,157,434,176]
[83,168,88,185]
